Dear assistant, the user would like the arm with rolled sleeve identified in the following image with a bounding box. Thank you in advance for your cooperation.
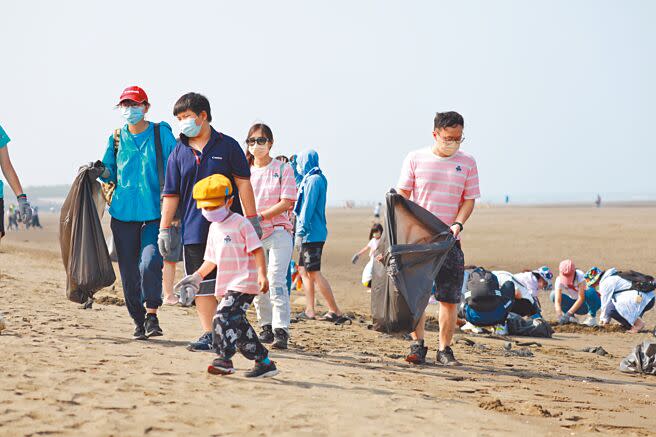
[296,176,320,241]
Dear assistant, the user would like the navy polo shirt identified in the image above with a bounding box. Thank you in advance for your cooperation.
[163,127,250,245]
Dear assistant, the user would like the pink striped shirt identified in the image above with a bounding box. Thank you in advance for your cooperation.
[204,213,263,296]
[250,160,297,240]
[397,148,480,226]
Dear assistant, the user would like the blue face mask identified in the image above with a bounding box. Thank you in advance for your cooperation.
[120,106,145,125]
[179,117,202,138]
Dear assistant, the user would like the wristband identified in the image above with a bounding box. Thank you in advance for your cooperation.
[452,221,464,232]
[17,194,27,200]
[246,215,257,219]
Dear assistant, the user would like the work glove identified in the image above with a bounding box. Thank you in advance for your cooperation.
[175,272,203,307]
[17,196,32,224]
[86,160,107,180]
[248,216,263,239]
[558,313,577,325]
[351,254,360,264]
[158,228,172,258]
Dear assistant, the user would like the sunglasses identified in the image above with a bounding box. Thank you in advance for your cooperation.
[246,137,269,146]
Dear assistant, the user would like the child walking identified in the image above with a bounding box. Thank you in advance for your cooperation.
[175,174,278,378]
[351,223,383,289]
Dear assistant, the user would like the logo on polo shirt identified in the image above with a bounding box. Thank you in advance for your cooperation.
[456,165,462,172]
[211,156,223,160]
[224,235,232,244]
[273,173,280,178]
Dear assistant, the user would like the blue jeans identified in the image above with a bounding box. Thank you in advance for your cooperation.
[550,288,601,317]
[110,218,163,326]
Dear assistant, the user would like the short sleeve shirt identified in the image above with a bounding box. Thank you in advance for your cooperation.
[163,128,250,245]
[204,213,263,296]
[250,159,297,240]
[397,148,480,226]
[554,270,586,300]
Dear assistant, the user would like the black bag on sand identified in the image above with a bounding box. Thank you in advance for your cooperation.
[620,342,656,375]
[60,166,116,304]
[371,190,456,333]
[506,313,554,338]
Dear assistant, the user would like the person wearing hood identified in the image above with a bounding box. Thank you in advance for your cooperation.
[585,267,655,333]
[293,149,346,323]
[91,86,177,340]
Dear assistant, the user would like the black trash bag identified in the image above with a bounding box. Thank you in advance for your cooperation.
[59,166,116,304]
[506,313,554,338]
[619,342,656,375]
[371,190,456,333]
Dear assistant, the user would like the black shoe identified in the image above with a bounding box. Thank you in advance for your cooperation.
[437,346,462,366]
[207,358,235,375]
[272,328,288,350]
[187,332,213,352]
[145,314,163,337]
[244,360,279,378]
[258,325,274,344]
[405,341,428,365]
[133,324,147,340]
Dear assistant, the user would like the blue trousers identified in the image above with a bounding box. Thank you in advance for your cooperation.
[110,218,163,326]
[550,288,601,317]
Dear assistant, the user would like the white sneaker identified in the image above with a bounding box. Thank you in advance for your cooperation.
[494,324,509,336]
[461,321,484,334]
[583,316,598,327]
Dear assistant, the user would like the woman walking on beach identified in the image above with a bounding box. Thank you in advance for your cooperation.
[246,123,297,349]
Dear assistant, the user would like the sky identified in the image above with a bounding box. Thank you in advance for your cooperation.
[1,0,655,205]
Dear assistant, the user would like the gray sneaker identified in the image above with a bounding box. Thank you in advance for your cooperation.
[437,346,462,366]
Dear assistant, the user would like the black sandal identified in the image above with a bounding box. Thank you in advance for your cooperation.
[295,311,315,320]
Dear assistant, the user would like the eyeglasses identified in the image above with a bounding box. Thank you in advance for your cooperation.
[246,137,269,146]
[118,100,144,108]
[440,136,465,144]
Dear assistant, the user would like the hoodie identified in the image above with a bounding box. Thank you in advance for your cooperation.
[293,149,328,243]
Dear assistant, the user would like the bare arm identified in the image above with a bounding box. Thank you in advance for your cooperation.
[160,195,180,229]
[197,260,217,278]
[234,177,257,217]
[454,199,476,225]
[260,198,294,220]
[0,147,25,196]
[253,247,269,293]
[554,289,563,315]
[567,284,587,315]
[398,188,411,199]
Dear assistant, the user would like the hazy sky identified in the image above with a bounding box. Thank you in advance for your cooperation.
[1,0,654,204]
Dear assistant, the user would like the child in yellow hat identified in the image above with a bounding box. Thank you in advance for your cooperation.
[175,174,278,378]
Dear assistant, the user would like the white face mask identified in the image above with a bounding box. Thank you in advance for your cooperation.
[438,138,461,156]
[202,205,231,223]
[249,144,269,159]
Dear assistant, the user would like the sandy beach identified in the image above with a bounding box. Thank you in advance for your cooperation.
[1,205,655,436]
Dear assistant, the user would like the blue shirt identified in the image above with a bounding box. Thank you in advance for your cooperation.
[100,122,177,222]
[0,123,10,199]
[163,128,250,245]
[294,150,328,243]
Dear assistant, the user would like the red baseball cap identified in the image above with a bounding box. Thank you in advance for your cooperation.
[118,86,148,105]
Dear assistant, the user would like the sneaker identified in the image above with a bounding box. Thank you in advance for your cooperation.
[258,325,274,344]
[494,324,509,336]
[583,316,598,327]
[461,321,484,334]
[405,341,428,365]
[437,346,462,366]
[244,360,279,378]
[187,332,213,352]
[133,324,147,340]
[207,358,236,375]
[145,314,163,337]
[272,328,288,350]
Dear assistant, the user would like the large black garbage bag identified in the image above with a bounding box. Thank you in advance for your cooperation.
[620,342,656,375]
[59,167,116,304]
[371,190,456,333]
[506,313,554,338]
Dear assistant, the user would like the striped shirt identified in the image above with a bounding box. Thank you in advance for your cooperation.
[204,213,263,296]
[250,160,297,240]
[397,148,480,226]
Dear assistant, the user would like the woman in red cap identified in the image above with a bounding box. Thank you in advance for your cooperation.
[551,259,601,326]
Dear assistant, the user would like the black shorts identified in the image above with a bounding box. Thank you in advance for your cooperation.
[298,242,325,272]
[0,198,4,237]
[434,241,464,304]
[183,243,217,296]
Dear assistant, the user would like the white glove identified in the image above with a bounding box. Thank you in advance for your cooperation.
[175,272,202,307]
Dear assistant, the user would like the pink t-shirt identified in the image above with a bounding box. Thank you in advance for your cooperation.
[204,213,263,297]
[397,148,480,226]
[250,160,297,240]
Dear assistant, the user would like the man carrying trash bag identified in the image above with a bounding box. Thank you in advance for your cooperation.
[89,86,177,340]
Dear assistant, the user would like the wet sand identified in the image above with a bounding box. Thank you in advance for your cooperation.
[1,206,655,436]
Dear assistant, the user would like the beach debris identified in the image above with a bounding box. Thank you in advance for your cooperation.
[620,342,656,375]
[580,346,609,356]
[515,341,542,347]
[504,347,534,358]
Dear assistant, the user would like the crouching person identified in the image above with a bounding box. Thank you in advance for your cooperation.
[459,268,515,335]
[586,267,655,333]
[551,259,601,326]
[175,175,278,378]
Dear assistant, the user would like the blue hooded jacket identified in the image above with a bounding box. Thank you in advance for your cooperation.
[294,149,328,243]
